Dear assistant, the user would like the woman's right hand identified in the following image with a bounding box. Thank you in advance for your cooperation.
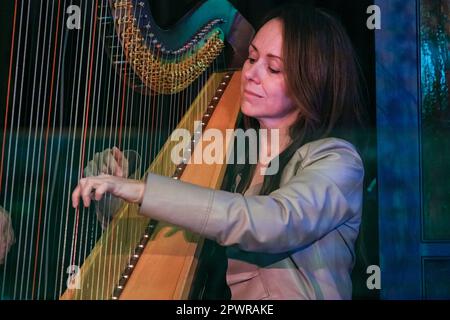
[84,147,129,178]
[83,148,136,229]
[72,174,145,209]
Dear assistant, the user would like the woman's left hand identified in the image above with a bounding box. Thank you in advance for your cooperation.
[72,174,145,208]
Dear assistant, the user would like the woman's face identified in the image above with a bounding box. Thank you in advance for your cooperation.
[240,18,298,129]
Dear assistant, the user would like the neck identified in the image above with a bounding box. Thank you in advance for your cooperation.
[258,125,292,161]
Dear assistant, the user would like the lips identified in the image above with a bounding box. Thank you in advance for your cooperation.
[243,89,263,98]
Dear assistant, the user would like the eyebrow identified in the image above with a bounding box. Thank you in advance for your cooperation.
[250,43,282,61]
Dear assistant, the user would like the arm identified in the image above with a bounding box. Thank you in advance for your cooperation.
[139,139,364,253]
[72,139,363,253]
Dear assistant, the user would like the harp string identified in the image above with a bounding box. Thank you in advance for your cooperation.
[123,3,138,287]
[12,0,38,299]
[110,2,139,297]
[1,0,23,299]
[95,0,117,299]
[1,0,233,300]
[81,0,108,298]
[0,0,18,198]
[35,0,62,299]
[92,0,121,299]
[73,0,98,280]
[68,0,85,280]
[44,0,66,296]
[110,2,129,296]
[166,50,176,177]
[85,0,105,299]
[31,0,52,297]
[7,0,57,300]
[155,48,164,173]
[45,0,67,299]
[68,0,92,297]
[96,3,118,298]
[35,0,62,298]
[19,0,47,299]
[83,0,107,299]
[59,0,86,298]
[69,0,89,293]
[50,0,68,299]
[125,4,145,286]
[102,1,142,297]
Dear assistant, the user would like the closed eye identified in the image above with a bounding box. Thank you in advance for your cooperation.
[269,67,280,74]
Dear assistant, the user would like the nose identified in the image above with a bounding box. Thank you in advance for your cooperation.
[243,60,261,85]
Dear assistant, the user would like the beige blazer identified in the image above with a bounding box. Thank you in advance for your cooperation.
[140,137,364,300]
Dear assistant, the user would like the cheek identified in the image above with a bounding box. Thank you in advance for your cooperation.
[239,71,294,115]
[240,62,250,88]
[266,84,293,110]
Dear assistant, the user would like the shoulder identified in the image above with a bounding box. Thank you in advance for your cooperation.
[298,137,362,168]
[281,137,364,185]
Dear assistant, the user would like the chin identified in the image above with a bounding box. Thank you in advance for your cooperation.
[240,101,259,118]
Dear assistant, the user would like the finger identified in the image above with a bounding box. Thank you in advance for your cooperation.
[80,179,96,207]
[72,177,89,208]
[99,149,111,174]
[122,155,129,178]
[104,150,122,177]
[94,183,109,201]
[72,184,82,208]
[112,147,125,177]
[112,147,123,161]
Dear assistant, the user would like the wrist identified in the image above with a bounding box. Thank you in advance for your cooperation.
[137,181,145,204]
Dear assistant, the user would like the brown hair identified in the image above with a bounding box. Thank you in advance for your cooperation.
[246,3,367,145]
[227,3,368,195]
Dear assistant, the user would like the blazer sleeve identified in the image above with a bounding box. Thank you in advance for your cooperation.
[139,139,364,253]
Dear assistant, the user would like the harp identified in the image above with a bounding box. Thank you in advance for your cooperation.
[0,0,253,299]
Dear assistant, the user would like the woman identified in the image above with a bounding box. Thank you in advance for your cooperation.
[72,4,366,300]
